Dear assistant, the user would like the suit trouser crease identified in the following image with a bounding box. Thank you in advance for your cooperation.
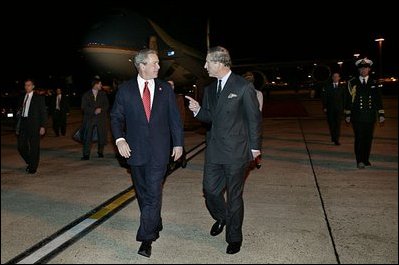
[352,121,375,163]
[327,109,342,142]
[131,165,166,242]
[203,162,248,243]
[83,124,104,156]
[18,120,40,170]
[53,110,67,135]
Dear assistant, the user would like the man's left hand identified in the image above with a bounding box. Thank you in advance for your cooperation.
[39,127,46,136]
[172,146,183,161]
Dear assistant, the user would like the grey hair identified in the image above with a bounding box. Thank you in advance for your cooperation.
[133,49,158,69]
[207,46,232,67]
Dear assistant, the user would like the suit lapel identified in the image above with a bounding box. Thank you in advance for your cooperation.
[150,79,164,122]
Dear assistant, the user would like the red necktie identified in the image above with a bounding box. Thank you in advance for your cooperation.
[143,81,151,121]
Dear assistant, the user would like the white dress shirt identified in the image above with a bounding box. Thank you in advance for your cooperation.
[22,91,34,117]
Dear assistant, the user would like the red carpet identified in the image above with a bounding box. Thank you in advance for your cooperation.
[263,99,308,117]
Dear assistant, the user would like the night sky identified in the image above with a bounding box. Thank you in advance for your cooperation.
[4,0,398,83]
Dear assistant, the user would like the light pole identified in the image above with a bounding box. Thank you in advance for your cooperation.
[374,38,384,78]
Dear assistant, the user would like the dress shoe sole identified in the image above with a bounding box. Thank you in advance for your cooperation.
[226,243,241,254]
[226,248,241,254]
[138,250,151,258]
[138,244,152,258]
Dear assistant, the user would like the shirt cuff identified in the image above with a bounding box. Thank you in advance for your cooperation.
[115,138,125,144]
[193,107,201,117]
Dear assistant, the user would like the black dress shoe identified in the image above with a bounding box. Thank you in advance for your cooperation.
[98,152,104,158]
[334,141,341,146]
[81,156,89,160]
[226,242,241,254]
[210,220,225,236]
[181,158,187,168]
[27,169,37,174]
[365,161,371,166]
[138,241,152,258]
[25,165,30,172]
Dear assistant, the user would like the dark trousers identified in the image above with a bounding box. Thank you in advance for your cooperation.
[17,119,41,171]
[131,164,167,242]
[352,121,375,164]
[326,108,342,143]
[82,124,103,157]
[52,110,67,136]
[203,161,249,243]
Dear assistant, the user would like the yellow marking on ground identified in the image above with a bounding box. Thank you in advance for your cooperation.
[90,190,135,220]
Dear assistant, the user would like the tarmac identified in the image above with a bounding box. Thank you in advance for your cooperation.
[1,91,397,264]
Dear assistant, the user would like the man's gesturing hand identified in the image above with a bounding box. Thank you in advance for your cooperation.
[116,139,132,158]
[185,96,201,113]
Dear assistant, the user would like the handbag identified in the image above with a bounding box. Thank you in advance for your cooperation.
[72,125,98,143]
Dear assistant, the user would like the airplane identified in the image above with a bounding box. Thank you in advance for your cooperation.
[79,9,363,98]
[80,9,211,95]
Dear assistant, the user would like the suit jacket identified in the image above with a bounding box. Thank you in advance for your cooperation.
[344,77,384,123]
[17,92,47,134]
[81,89,109,144]
[321,82,345,112]
[49,94,70,116]
[110,77,184,166]
[196,72,262,164]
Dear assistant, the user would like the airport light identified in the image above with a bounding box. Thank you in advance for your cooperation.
[374,38,384,78]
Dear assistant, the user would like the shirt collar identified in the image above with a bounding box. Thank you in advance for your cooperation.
[359,76,369,82]
[218,70,232,89]
[137,75,155,89]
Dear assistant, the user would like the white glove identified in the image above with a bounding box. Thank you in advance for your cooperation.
[172,146,183,161]
[345,117,350,123]
[379,116,385,123]
[116,139,131,158]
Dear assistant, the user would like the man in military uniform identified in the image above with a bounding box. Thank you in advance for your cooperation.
[344,58,385,169]
[321,72,345,145]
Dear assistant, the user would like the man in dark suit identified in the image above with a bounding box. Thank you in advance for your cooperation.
[49,87,70,136]
[17,79,47,174]
[81,78,109,160]
[186,46,262,254]
[110,49,183,258]
[344,58,385,169]
[321,72,345,145]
